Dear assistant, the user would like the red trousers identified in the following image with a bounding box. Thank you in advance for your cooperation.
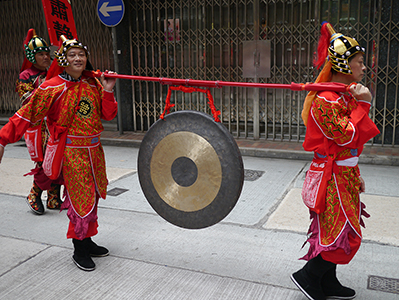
[67,220,98,240]
[321,233,361,264]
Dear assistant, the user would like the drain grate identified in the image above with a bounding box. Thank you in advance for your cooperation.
[107,187,129,196]
[244,169,265,181]
[368,275,399,294]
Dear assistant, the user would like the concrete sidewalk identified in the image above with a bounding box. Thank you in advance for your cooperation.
[0,137,398,299]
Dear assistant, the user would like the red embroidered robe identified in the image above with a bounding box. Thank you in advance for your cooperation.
[302,90,379,264]
[16,65,47,106]
[15,66,48,163]
[0,74,117,238]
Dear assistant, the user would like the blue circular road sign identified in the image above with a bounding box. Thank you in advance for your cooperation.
[97,0,125,27]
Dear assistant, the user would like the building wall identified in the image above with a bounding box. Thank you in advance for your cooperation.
[1,0,398,145]
[0,0,113,114]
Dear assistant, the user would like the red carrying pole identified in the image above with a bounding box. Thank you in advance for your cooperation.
[90,71,349,93]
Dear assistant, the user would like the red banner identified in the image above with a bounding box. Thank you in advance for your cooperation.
[41,0,78,46]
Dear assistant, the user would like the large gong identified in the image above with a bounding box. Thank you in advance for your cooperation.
[137,110,244,229]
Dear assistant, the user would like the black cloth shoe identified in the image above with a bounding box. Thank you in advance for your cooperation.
[322,265,356,300]
[72,238,96,271]
[26,182,44,215]
[87,237,109,257]
[291,255,335,300]
[291,269,326,300]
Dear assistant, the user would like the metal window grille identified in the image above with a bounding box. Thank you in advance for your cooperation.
[127,0,398,145]
[1,0,398,145]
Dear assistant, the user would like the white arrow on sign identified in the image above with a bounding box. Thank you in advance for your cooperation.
[99,2,122,17]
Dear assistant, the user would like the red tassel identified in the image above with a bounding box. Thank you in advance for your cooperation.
[159,87,175,119]
[19,28,36,73]
[206,89,221,122]
[23,29,36,47]
[315,22,333,69]
[159,85,220,122]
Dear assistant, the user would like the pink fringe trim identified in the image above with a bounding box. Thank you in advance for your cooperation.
[61,189,98,240]
[301,203,369,261]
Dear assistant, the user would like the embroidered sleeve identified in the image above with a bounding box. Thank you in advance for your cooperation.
[93,78,117,121]
[16,79,35,106]
[311,92,380,148]
[17,84,64,125]
[311,94,355,146]
[16,70,46,106]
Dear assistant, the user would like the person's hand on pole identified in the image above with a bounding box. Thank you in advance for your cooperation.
[101,70,117,92]
[349,83,372,103]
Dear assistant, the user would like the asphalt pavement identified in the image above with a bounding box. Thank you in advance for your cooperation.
[0,138,398,300]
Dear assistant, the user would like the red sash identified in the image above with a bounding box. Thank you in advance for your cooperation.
[24,121,44,162]
[42,81,83,180]
[302,137,337,214]
[42,125,67,180]
[302,155,337,214]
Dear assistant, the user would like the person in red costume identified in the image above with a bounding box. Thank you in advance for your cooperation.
[16,29,63,214]
[291,23,380,300]
[0,35,118,272]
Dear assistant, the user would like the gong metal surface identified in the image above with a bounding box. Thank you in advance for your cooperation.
[138,110,244,229]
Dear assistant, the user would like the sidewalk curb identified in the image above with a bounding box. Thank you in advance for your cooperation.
[239,147,312,161]
[101,138,142,148]
[359,154,399,166]
[101,138,399,166]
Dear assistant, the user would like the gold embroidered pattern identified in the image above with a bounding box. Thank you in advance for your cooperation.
[77,97,94,119]
[319,166,362,246]
[312,93,358,145]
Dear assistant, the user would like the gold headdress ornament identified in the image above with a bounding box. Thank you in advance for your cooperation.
[54,35,89,67]
[326,23,365,75]
[301,22,365,126]
[24,29,50,64]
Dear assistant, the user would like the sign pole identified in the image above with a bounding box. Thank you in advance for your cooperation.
[253,0,260,140]
[97,0,125,134]
[112,27,123,135]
